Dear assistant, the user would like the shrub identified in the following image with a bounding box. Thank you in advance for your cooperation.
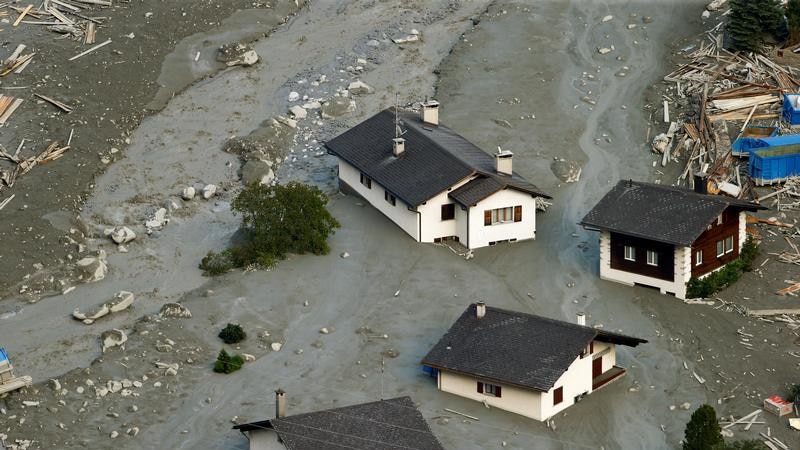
[686,238,758,298]
[726,440,769,450]
[739,237,759,271]
[683,404,724,450]
[213,349,244,374]
[788,383,800,402]
[219,323,246,344]
[201,182,340,275]
[727,0,786,52]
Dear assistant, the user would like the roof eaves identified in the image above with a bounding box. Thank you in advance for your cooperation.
[578,221,693,247]
[419,362,552,392]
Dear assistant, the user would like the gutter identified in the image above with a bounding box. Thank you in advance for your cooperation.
[410,207,422,243]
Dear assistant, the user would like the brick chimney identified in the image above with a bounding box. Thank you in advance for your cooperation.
[393,137,405,156]
[421,100,439,126]
[495,150,513,176]
[275,389,286,418]
[476,301,486,319]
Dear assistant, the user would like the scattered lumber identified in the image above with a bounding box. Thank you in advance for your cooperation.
[68,38,111,61]
[34,93,73,113]
[0,95,23,125]
[12,4,33,27]
[747,309,800,317]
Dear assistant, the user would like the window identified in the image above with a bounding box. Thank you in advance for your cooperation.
[646,250,659,266]
[695,250,703,266]
[359,173,371,189]
[724,236,734,254]
[477,381,502,398]
[441,204,455,221]
[484,206,522,225]
[553,387,563,405]
[716,239,724,257]
[624,246,635,261]
[384,190,396,206]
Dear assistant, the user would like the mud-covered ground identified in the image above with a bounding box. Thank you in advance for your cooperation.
[2,1,800,450]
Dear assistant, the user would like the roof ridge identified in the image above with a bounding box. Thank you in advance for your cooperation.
[395,108,478,175]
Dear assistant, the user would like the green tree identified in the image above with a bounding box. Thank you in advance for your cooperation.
[213,349,244,374]
[218,323,246,344]
[788,0,800,44]
[728,0,786,52]
[683,404,724,450]
[200,182,340,274]
[726,440,768,450]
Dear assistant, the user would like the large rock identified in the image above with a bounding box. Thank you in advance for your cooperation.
[216,42,259,67]
[550,159,582,183]
[76,250,108,283]
[321,98,357,119]
[202,184,217,199]
[159,302,192,319]
[73,290,134,325]
[181,186,195,201]
[241,159,275,186]
[347,80,374,95]
[101,329,128,353]
[145,208,168,230]
[289,105,307,119]
[106,226,136,245]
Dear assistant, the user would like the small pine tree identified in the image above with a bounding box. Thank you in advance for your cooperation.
[728,0,767,52]
[219,323,246,344]
[683,404,724,450]
[213,349,244,374]
[788,0,800,44]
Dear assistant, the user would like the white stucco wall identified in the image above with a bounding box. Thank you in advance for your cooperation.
[437,341,620,421]
[247,429,285,450]
[438,370,544,420]
[598,231,691,299]
[416,177,474,244]
[738,211,747,246]
[467,189,538,249]
[338,160,420,241]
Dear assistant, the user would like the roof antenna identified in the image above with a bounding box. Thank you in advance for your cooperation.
[394,93,406,139]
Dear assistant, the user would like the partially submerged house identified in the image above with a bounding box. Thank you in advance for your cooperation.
[580,179,766,299]
[325,101,551,249]
[420,302,647,422]
[233,391,446,450]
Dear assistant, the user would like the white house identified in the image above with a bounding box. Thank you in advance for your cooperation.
[232,392,445,450]
[580,179,766,299]
[421,303,647,421]
[325,101,551,249]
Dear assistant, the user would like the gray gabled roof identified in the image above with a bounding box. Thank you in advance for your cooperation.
[421,304,647,393]
[579,180,766,246]
[324,108,550,207]
[233,396,445,450]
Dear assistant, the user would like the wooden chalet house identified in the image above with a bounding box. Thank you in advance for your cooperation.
[580,179,766,299]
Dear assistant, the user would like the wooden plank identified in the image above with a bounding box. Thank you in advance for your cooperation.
[67,38,111,61]
[34,93,73,113]
[723,409,761,429]
[13,4,34,27]
[0,98,23,125]
[69,0,111,5]
[51,0,81,11]
[747,309,800,317]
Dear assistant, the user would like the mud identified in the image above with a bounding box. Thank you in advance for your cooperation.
[2,1,799,450]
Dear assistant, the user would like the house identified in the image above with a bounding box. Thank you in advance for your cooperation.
[579,179,766,299]
[324,101,551,249]
[233,391,446,450]
[420,302,647,422]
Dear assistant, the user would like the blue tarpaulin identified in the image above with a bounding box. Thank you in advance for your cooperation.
[0,348,8,364]
[784,94,800,125]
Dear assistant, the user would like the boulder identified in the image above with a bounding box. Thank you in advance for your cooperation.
[302,101,321,110]
[288,91,300,102]
[159,302,192,318]
[706,0,726,11]
[76,250,108,283]
[241,159,275,186]
[73,290,134,325]
[270,342,283,352]
[106,226,136,245]
[108,291,135,312]
[321,98,357,119]
[289,105,307,119]
[597,45,614,55]
[550,159,582,183]
[202,184,217,199]
[145,208,168,229]
[181,186,195,201]
[242,353,256,362]
[347,80,374,95]
[275,115,297,129]
[101,329,128,353]
[601,15,613,22]
[216,42,259,67]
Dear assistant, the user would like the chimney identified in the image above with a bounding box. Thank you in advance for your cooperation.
[275,389,286,418]
[495,150,513,176]
[576,312,586,326]
[475,301,486,319]
[693,172,708,195]
[421,100,439,126]
[393,137,405,157]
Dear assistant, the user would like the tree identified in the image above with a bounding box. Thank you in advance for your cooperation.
[726,440,768,450]
[789,0,800,44]
[727,0,786,52]
[218,323,246,344]
[200,182,340,274]
[683,404,724,450]
[213,349,244,374]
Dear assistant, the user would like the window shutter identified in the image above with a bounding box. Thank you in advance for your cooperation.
[477,382,484,393]
[514,205,522,222]
[495,385,502,398]
[484,210,491,226]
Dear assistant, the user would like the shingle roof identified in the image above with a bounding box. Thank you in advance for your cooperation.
[324,108,551,207]
[579,180,767,246]
[233,396,445,450]
[420,304,647,393]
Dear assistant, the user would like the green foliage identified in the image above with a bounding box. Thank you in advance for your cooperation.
[788,0,800,43]
[213,349,244,374]
[788,383,800,402]
[218,323,246,344]
[728,0,786,52]
[686,238,758,298]
[683,404,724,450]
[726,440,769,450]
[200,182,340,275]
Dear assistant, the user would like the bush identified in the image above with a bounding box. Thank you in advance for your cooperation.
[686,238,758,298]
[219,323,246,344]
[201,182,340,275]
[683,404,724,450]
[726,440,769,450]
[728,0,786,52]
[788,383,800,402]
[213,349,244,374]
